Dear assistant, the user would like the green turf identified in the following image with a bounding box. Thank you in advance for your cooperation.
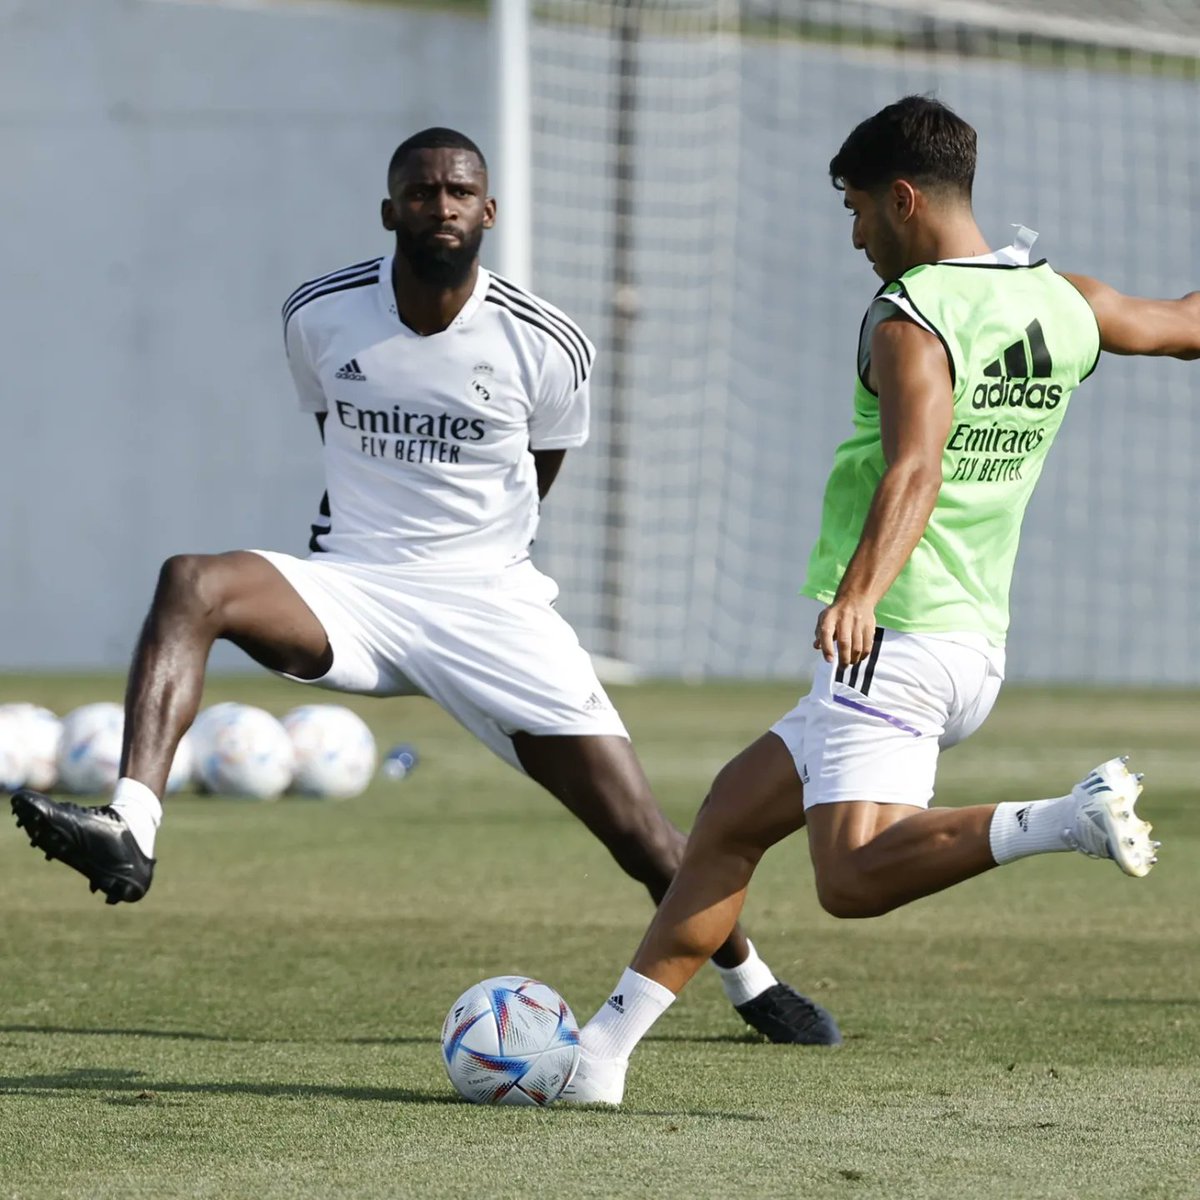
[0,675,1196,1198]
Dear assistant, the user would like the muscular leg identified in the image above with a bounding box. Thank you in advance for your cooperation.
[512,732,749,968]
[121,551,333,796]
[804,800,997,919]
[12,551,334,903]
[559,731,818,1100]
[625,732,808,994]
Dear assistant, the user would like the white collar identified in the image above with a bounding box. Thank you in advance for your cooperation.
[941,224,1039,267]
[378,257,491,333]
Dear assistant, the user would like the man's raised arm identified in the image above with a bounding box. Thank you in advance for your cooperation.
[1064,274,1200,360]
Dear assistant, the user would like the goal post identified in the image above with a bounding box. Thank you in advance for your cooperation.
[521,0,1200,685]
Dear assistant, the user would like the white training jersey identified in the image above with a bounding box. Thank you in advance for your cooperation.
[282,255,594,570]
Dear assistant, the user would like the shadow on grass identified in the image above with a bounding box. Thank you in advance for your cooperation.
[0,1068,766,1121]
[1,1024,786,1048]
[1093,997,1200,1007]
[0,1067,452,1105]
[0,1024,439,1046]
[646,1032,779,1045]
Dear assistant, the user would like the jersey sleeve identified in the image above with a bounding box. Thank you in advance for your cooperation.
[283,309,328,414]
[528,336,594,450]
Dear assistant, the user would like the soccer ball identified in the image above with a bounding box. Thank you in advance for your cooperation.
[0,704,62,791]
[57,702,125,794]
[10,705,62,791]
[441,976,580,1106]
[281,704,377,799]
[191,703,294,800]
[0,707,32,790]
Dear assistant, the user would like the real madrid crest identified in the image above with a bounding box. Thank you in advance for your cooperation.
[470,361,494,403]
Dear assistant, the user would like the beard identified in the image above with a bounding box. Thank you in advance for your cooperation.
[395,224,484,288]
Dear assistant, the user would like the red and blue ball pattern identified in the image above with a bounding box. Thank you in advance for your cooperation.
[441,975,581,1106]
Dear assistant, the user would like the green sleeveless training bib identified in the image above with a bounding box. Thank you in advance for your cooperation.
[802,251,1101,643]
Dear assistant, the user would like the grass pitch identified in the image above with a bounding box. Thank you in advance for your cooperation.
[0,674,1196,1199]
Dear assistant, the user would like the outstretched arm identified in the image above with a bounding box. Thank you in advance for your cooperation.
[814,315,954,668]
[1064,274,1200,360]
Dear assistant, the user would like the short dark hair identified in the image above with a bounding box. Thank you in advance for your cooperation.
[829,95,976,201]
[387,127,487,185]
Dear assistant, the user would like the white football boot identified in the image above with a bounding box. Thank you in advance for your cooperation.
[1066,756,1159,877]
[558,1048,627,1106]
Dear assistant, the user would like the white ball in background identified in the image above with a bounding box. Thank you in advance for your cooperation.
[57,702,125,794]
[190,701,243,747]
[282,704,377,799]
[189,703,246,794]
[192,703,294,800]
[0,708,32,790]
[9,705,63,791]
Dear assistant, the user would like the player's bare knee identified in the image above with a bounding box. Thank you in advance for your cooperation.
[154,554,229,630]
[813,864,893,920]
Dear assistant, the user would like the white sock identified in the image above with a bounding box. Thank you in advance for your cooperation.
[109,777,163,858]
[713,939,778,1006]
[580,968,676,1063]
[989,795,1076,864]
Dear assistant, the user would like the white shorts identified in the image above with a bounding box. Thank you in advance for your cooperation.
[250,551,628,771]
[770,629,1005,809]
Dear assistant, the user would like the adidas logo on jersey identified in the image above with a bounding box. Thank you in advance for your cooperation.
[584,692,609,713]
[335,358,367,381]
[971,319,1062,411]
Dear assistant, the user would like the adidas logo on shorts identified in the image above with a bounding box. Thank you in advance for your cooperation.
[584,692,609,713]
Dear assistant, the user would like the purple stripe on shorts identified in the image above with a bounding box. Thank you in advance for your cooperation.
[833,692,923,738]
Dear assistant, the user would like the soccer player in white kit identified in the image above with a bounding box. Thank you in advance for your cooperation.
[10,128,839,1046]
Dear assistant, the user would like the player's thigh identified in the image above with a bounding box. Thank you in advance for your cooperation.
[803,798,922,868]
[410,572,630,770]
[246,551,425,696]
[512,732,681,845]
[687,731,808,860]
[162,550,332,677]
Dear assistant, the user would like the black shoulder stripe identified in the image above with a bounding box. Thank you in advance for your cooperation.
[896,283,957,390]
[283,274,379,338]
[485,292,588,391]
[488,274,593,371]
[283,261,381,326]
[282,257,384,324]
[487,275,593,374]
[283,255,383,310]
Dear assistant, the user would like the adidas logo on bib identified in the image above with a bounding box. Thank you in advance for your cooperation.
[971,320,1062,411]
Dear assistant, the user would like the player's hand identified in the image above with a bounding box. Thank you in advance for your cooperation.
[814,598,876,669]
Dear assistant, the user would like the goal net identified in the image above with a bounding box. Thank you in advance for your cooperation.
[527,0,1200,685]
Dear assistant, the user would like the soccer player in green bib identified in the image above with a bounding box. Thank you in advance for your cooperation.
[564,95,1200,1104]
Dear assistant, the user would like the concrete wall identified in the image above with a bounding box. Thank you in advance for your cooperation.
[1,0,492,670]
[2,0,1197,683]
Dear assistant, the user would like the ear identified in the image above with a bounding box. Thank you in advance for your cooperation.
[483,196,497,230]
[891,179,919,222]
[380,198,396,232]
